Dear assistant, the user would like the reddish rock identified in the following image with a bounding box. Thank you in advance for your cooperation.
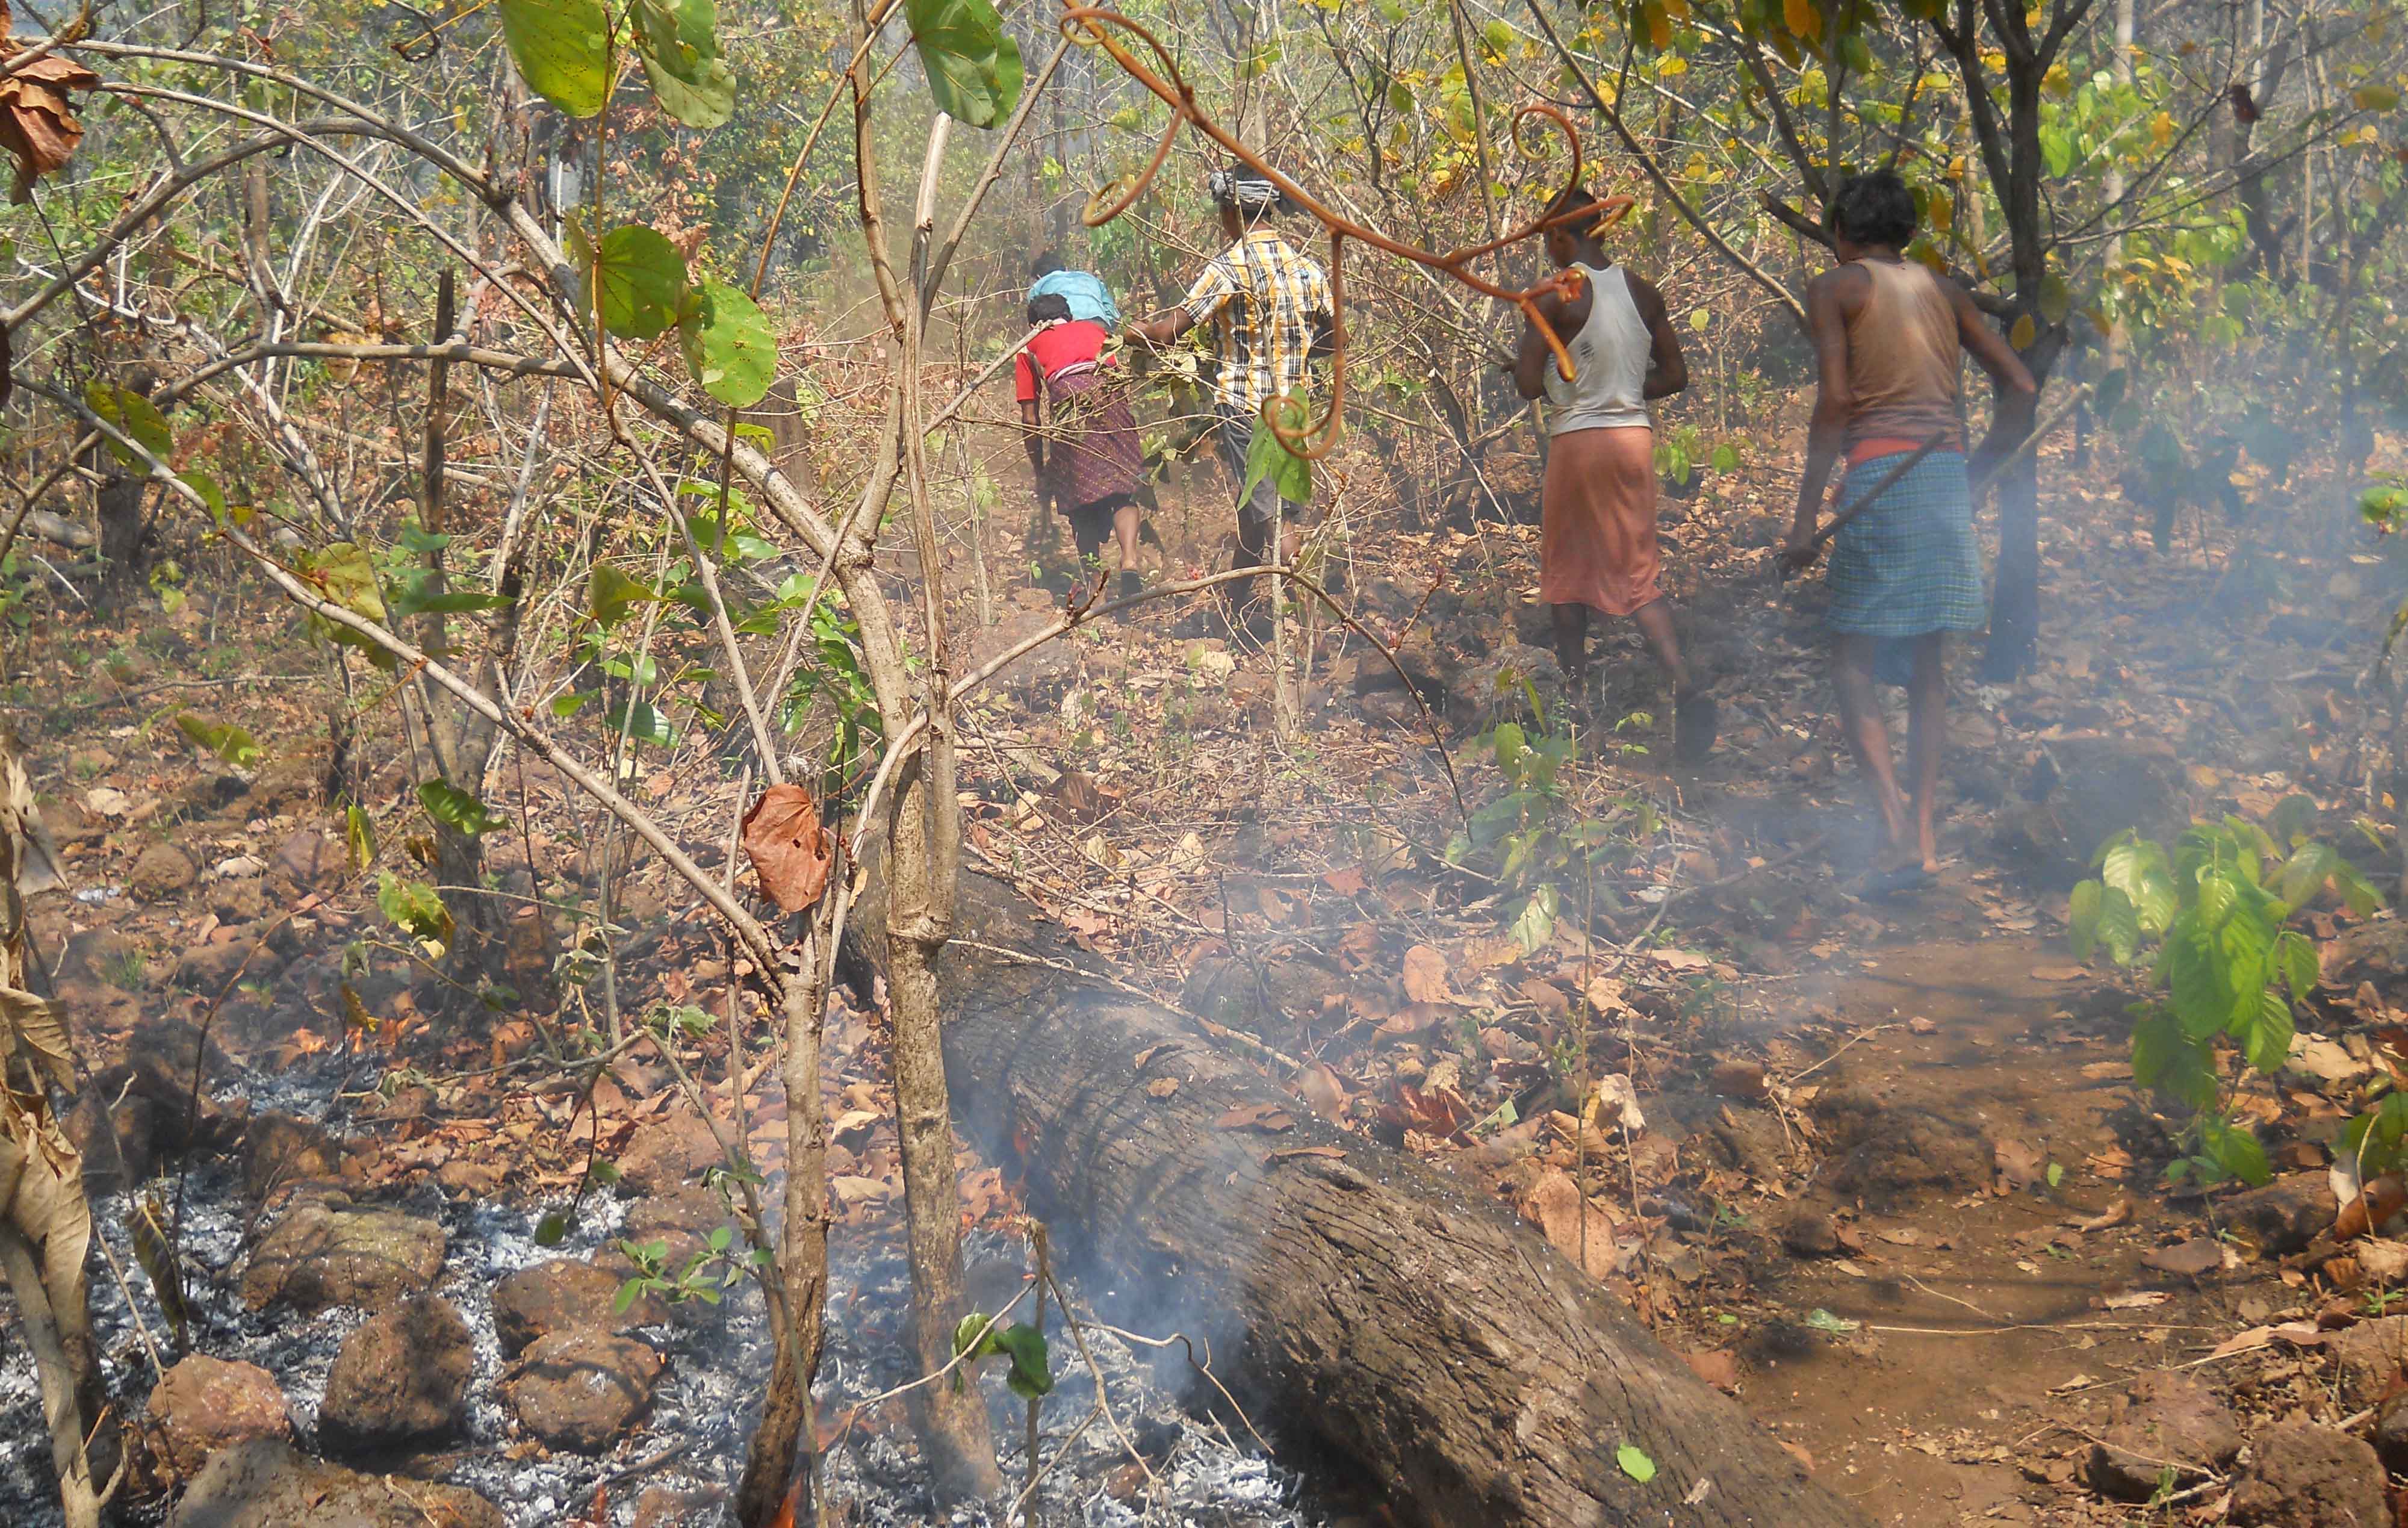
[2084,1373,2242,1501]
[166,1438,503,1527]
[241,1203,445,1313]
[269,827,341,895]
[241,1112,341,1204]
[140,1355,291,1488]
[318,1296,473,1455]
[2227,1421,2386,1527]
[491,1259,663,1358]
[503,1330,663,1453]
[131,842,198,902]
[616,1111,722,1196]
[2329,1314,2408,1409]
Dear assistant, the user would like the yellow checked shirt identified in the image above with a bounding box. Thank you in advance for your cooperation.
[1181,228,1333,417]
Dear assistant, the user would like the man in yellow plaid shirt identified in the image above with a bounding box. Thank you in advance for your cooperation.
[1131,168,1333,630]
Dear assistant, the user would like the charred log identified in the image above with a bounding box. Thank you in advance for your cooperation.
[860,866,1868,1527]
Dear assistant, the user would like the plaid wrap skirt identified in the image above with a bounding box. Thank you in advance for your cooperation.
[1040,364,1143,512]
[1825,449,1987,638]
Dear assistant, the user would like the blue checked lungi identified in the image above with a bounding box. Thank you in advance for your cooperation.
[1825,449,1987,638]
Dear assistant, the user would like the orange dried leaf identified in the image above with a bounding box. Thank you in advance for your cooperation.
[0,50,102,203]
[740,783,831,912]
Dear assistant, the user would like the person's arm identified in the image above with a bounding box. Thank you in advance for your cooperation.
[1127,306,1194,347]
[1952,281,2040,480]
[1783,271,1857,570]
[1512,288,1569,402]
[1626,272,1689,400]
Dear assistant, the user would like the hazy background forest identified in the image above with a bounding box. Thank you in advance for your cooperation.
[2,0,2407,1523]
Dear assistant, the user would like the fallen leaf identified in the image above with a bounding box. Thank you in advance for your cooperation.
[1994,1137,2046,1193]
[1516,1167,1624,1279]
[1132,1042,1179,1070]
[1907,1016,1939,1035]
[2073,1196,2136,1232]
[1266,1144,1347,1164]
[830,1109,880,1144]
[2336,1175,2407,1243]
[82,786,130,818]
[0,46,101,203]
[2102,1290,2173,1310]
[1297,1063,1348,1121]
[1683,1349,1739,1391]
[830,1175,890,1206]
[2047,1373,2102,1395]
[1145,1076,1181,1099]
[1582,1073,1646,1135]
[2029,964,2085,982]
[740,784,832,912]
[1615,1443,1656,1483]
[1321,866,1368,897]
[1214,1101,1294,1131]
[1802,1308,1858,1334]
[1401,943,1457,1004]
[2140,1238,2222,1276]
[1518,978,1571,1020]
[1710,1059,1768,1101]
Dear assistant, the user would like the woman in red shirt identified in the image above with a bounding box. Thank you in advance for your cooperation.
[1017,292,1144,600]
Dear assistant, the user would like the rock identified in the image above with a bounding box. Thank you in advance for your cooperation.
[1810,1087,1990,1208]
[632,1484,724,1527]
[973,610,1081,694]
[131,842,199,902]
[2330,1314,2408,1409]
[66,1090,158,1195]
[492,1259,663,1358]
[167,1438,503,1527]
[617,1111,722,1196]
[1991,734,2188,889]
[2224,1173,2332,1256]
[104,1018,237,1154]
[242,1203,445,1313]
[2226,1421,2387,1527]
[174,934,284,993]
[502,1329,663,1452]
[269,827,340,895]
[1779,1211,1842,1260]
[318,1296,473,1456]
[2083,1373,2242,1501]
[2375,1391,2408,1475]
[241,1112,343,1204]
[138,1355,291,1488]
[207,877,268,923]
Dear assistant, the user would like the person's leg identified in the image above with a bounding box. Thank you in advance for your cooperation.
[1834,632,1911,859]
[1550,603,1590,690]
[1904,632,1946,873]
[1111,502,1141,572]
[1628,597,1689,694]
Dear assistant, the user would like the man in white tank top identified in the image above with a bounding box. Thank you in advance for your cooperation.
[1511,186,1713,762]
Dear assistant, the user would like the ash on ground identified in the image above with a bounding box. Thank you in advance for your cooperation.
[0,1049,1323,1528]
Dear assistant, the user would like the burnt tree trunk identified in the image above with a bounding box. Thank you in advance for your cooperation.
[864,869,1869,1527]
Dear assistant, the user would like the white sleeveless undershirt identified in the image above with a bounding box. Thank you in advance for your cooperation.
[1542,263,1652,436]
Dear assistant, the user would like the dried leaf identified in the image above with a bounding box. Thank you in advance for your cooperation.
[0,987,74,1093]
[1297,1063,1348,1121]
[2073,1196,2136,1232]
[1213,1101,1294,1131]
[1993,1137,2045,1193]
[1132,1042,1179,1071]
[0,50,102,203]
[1267,1144,1347,1164]
[2336,1175,2407,1243]
[131,1191,188,1349]
[1516,1167,1624,1279]
[1581,1073,1646,1135]
[741,784,833,912]
[2140,1238,2223,1276]
[1400,943,1456,1004]
[2102,1290,2172,1310]
[1145,1076,1181,1099]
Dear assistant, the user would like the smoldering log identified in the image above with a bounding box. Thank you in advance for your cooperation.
[853,867,1869,1527]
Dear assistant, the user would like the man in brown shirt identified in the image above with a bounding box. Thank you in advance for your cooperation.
[1781,171,2035,893]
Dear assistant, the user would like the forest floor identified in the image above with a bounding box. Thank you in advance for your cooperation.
[9,414,2408,1526]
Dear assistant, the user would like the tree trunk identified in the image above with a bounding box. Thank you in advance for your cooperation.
[858,868,1870,1527]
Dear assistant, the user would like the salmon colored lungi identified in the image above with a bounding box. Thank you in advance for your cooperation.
[1541,425,1660,616]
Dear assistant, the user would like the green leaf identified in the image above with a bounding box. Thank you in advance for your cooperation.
[906,0,1025,128]
[589,225,690,341]
[1801,1308,1860,1333]
[1710,442,1740,473]
[2351,84,2401,111]
[1616,1443,1657,1483]
[591,564,652,629]
[614,1279,643,1314]
[498,0,612,117]
[344,804,377,872]
[180,468,229,520]
[952,1312,1003,1362]
[995,1323,1054,1399]
[85,382,173,470]
[2244,988,2295,1076]
[533,1210,573,1246]
[2068,878,2102,960]
[2045,1161,2065,1189]
[376,871,454,946]
[418,779,509,837]
[631,0,735,127]
[2204,1115,2271,1187]
[678,281,777,407]
[1242,397,1314,506]
[707,1225,734,1253]
[604,700,676,747]
[175,713,262,769]
[1510,885,1558,954]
